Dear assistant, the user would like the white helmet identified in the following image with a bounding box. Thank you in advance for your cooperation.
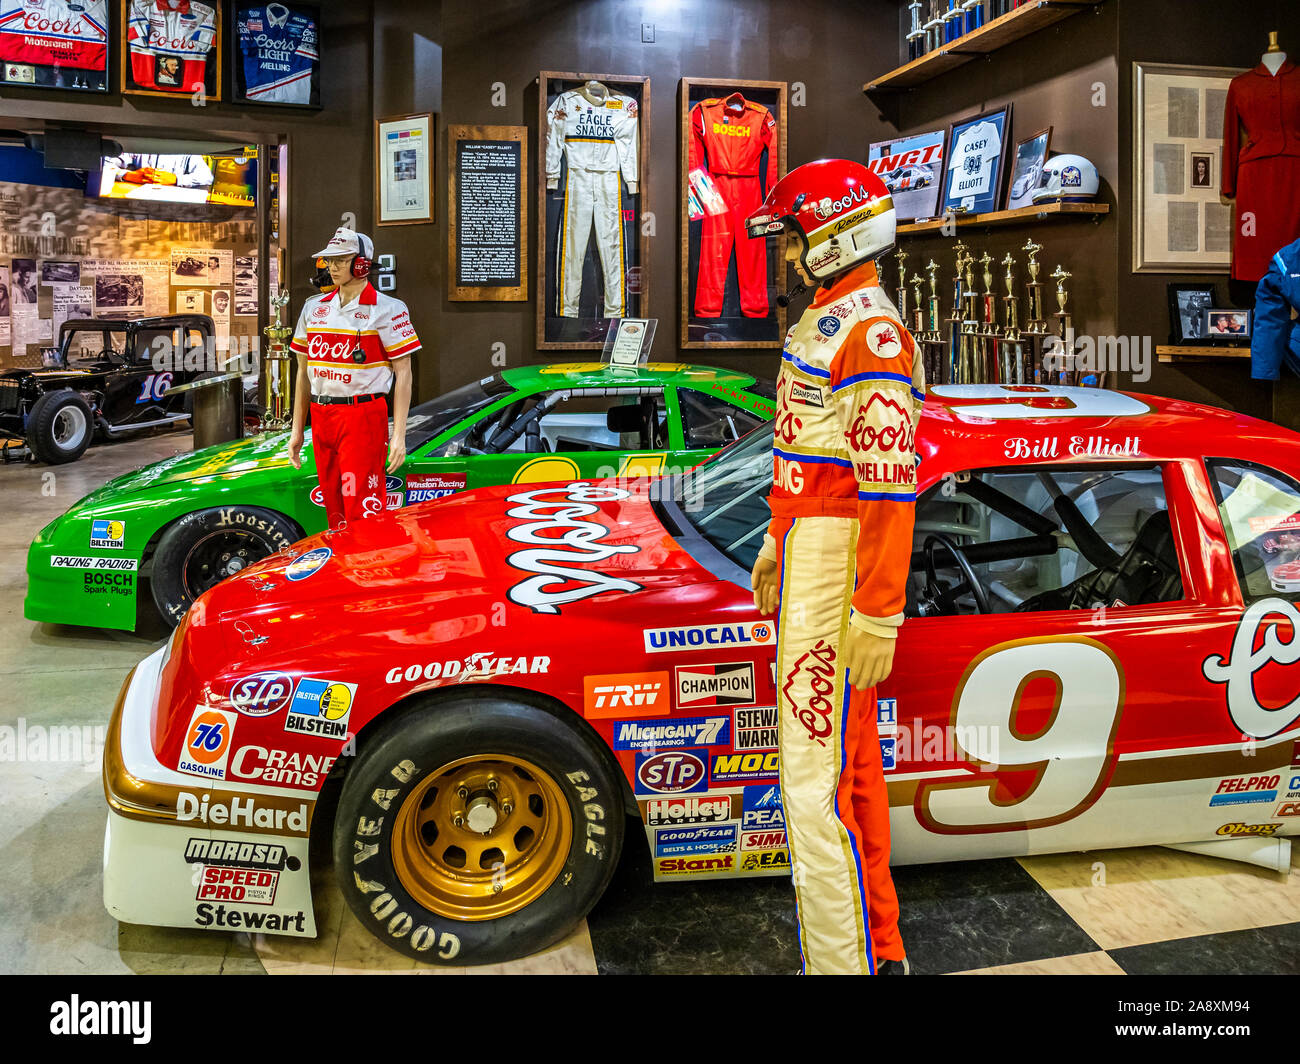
[1031,154,1099,204]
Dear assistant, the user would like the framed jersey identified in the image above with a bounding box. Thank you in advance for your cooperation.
[0,0,110,93]
[679,77,787,350]
[537,70,649,351]
[232,1,319,107]
[941,105,1014,217]
[121,0,221,101]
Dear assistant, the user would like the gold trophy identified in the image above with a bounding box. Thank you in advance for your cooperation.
[896,248,909,323]
[1050,265,1073,385]
[1001,252,1025,384]
[260,290,294,431]
[912,270,941,386]
[948,245,968,384]
[1022,239,1048,335]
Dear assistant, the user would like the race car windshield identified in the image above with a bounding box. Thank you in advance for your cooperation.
[404,375,513,451]
[664,422,775,572]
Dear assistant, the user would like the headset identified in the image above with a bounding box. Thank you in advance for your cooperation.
[350,232,374,278]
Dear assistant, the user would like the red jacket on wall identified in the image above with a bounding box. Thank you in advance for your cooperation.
[1222,60,1300,282]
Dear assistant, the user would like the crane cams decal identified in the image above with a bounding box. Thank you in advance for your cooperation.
[504,484,642,614]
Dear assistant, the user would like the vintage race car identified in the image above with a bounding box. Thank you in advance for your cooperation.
[28,362,774,631]
[103,384,1300,965]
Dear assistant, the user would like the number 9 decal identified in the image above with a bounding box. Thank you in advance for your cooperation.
[929,384,1150,423]
[916,636,1124,834]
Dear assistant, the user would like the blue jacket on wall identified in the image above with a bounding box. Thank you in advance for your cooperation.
[1253,238,1300,381]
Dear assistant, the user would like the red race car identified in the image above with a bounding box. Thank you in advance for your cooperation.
[103,385,1300,964]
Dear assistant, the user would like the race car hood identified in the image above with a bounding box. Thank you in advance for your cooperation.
[0,367,96,388]
[184,480,710,673]
[80,429,301,502]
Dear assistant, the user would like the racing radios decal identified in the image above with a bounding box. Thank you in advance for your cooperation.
[504,484,642,613]
[1203,598,1300,739]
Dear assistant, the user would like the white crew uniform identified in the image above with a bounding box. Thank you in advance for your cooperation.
[545,88,639,318]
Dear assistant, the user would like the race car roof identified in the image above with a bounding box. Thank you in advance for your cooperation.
[920,385,1300,471]
[500,361,770,394]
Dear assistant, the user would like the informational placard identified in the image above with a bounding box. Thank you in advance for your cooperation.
[52,287,93,334]
[376,113,434,225]
[83,259,169,317]
[171,247,232,286]
[601,318,657,367]
[448,124,527,302]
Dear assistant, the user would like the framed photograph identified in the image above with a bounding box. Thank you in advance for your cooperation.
[1133,62,1242,272]
[1005,127,1052,211]
[121,0,221,100]
[233,2,321,107]
[1,0,109,92]
[1167,283,1217,343]
[680,76,787,350]
[868,129,944,223]
[375,113,434,226]
[538,71,649,348]
[942,105,1013,216]
[448,123,527,302]
[1204,307,1251,341]
[1190,151,1215,189]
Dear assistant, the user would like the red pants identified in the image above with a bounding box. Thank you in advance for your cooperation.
[310,398,389,528]
[774,514,904,973]
[695,172,769,319]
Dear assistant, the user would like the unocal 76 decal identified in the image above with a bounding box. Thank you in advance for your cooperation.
[505,484,642,614]
[915,636,1124,835]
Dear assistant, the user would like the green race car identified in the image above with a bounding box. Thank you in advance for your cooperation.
[25,362,775,631]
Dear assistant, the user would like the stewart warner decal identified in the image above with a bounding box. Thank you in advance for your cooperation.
[505,484,642,613]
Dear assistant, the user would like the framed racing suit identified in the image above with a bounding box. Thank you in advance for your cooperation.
[759,259,925,974]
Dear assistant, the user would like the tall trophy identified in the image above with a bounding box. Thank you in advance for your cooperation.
[896,248,909,323]
[947,244,969,384]
[1001,252,1025,385]
[978,251,999,383]
[1050,265,1074,385]
[260,290,294,431]
[1022,239,1048,335]
[906,0,925,60]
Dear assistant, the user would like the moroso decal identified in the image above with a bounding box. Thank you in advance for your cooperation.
[504,484,642,614]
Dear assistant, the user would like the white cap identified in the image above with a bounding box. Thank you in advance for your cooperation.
[312,226,374,260]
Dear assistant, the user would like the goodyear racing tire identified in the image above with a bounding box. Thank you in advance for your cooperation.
[151,505,301,625]
[26,389,93,464]
[333,695,624,965]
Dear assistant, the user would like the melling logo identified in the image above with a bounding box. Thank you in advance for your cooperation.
[783,639,836,745]
[1217,822,1281,837]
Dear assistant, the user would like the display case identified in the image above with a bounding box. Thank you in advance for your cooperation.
[0,0,110,92]
[537,70,649,350]
[121,0,221,101]
[679,76,787,349]
[232,2,320,107]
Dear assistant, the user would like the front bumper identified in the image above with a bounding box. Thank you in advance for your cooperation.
[25,518,142,632]
[102,648,318,937]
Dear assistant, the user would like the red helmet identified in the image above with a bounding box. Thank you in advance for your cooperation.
[745,159,896,282]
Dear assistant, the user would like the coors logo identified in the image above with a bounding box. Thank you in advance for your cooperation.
[783,639,836,746]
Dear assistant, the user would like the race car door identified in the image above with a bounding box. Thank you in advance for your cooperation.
[880,457,1250,865]
[673,385,773,474]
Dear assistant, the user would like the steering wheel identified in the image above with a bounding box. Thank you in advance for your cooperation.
[923,533,991,615]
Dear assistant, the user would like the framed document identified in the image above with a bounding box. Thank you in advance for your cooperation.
[601,317,657,366]
[1133,62,1242,273]
[447,124,527,301]
[942,105,1013,216]
[376,112,435,226]
[1005,126,1052,211]
[868,129,945,223]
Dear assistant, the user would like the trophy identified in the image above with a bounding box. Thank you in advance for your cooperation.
[947,244,969,384]
[896,248,909,322]
[906,1,924,61]
[1022,239,1048,335]
[1001,252,1025,384]
[1050,265,1074,385]
[260,290,294,430]
[978,251,999,383]
[912,269,941,386]
[910,272,925,337]
[922,0,944,54]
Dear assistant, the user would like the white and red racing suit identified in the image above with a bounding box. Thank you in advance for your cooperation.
[759,259,925,974]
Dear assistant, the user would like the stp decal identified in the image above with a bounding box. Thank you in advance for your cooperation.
[178,706,237,780]
[229,672,295,718]
[635,749,709,795]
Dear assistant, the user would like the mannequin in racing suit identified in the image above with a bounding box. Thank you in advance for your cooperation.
[747,160,923,975]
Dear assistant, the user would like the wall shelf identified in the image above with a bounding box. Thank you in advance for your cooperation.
[864,0,1098,92]
[1156,345,1250,363]
[897,200,1109,235]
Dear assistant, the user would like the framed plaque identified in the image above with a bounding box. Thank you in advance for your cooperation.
[1132,62,1243,273]
[376,113,434,226]
[448,124,527,302]
[680,76,787,350]
[232,2,321,108]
